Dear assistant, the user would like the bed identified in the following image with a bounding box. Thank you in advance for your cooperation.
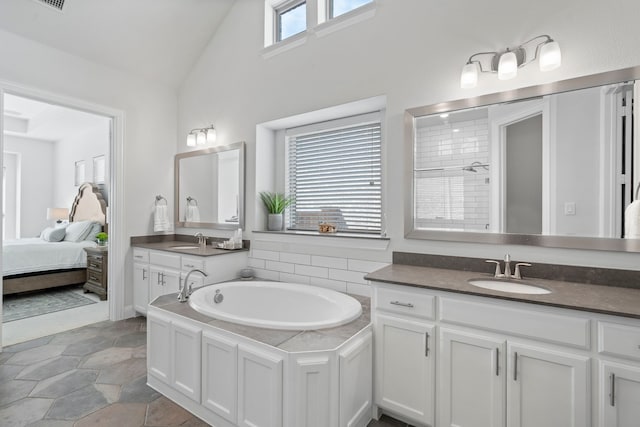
[2,182,107,295]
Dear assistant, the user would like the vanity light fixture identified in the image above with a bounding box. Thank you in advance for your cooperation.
[186,125,217,147]
[460,35,561,89]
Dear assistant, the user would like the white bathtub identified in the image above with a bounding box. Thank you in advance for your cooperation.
[188,281,362,330]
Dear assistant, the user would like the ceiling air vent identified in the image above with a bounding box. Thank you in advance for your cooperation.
[34,0,65,11]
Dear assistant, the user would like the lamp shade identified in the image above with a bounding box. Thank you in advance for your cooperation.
[47,207,69,222]
[196,130,207,145]
[539,40,562,71]
[206,127,217,144]
[187,133,196,147]
[460,62,479,89]
[498,51,518,80]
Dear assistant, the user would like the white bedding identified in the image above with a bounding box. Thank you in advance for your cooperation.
[2,238,97,276]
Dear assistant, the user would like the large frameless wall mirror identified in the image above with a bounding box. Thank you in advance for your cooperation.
[175,141,245,230]
[405,67,640,252]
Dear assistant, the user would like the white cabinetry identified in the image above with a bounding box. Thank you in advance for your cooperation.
[373,287,435,426]
[171,318,202,402]
[133,247,247,314]
[598,321,640,427]
[202,331,238,424]
[238,345,283,427]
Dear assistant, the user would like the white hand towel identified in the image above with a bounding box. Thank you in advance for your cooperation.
[154,205,172,232]
[624,200,640,238]
[185,205,200,222]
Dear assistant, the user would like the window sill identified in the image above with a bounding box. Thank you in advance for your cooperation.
[253,230,390,250]
[262,32,308,59]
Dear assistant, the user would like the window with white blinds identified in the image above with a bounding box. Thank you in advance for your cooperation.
[286,114,382,234]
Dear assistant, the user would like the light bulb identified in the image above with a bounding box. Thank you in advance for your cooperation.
[206,128,217,144]
[498,51,518,80]
[196,130,206,145]
[186,132,196,147]
[539,40,561,71]
[460,62,478,89]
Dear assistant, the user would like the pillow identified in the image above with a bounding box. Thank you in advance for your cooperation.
[41,227,66,242]
[84,222,103,241]
[63,220,94,242]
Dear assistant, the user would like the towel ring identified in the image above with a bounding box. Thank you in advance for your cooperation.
[187,196,198,206]
[155,195,167,206]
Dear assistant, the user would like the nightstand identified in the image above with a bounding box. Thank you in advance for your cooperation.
[83,246,108,300]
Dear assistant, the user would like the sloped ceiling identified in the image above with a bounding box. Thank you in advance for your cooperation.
[0,0,236,88]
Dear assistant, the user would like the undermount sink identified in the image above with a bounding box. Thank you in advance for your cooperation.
[169,245,200,250]
[468,279,551,295]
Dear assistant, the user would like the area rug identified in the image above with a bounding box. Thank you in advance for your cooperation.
[3,287,97,322]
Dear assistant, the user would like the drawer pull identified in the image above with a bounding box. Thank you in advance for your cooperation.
[90,275,100,282]
[142,269,147,280]
[610,373,616,407]
[184,263,195,268]
[496,348,500,376]
[514,352,518,381]
[390,300,414,308]
[135,255,143,259]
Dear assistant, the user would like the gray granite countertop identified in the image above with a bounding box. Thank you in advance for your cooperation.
[149,291,371,352]
[365,264,640,319]
[132,241,248,257]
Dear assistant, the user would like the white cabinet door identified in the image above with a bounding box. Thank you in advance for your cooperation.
[374,313,434,426]
[238,345,283,427]
[601,361,640,427]
[149,266,166,302]
[340,330,372,427]
[202,331,238,424]
[439,328,506,427]
[133,262,149,314]
[147,311,171,384]
[171,318,201,402]
[507,342,590,427]
[162,268,181,296]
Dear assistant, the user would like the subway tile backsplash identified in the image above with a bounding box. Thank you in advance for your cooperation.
[249,249,389,296]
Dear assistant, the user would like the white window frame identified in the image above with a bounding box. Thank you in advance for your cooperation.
[274,0,307,43]
[263,0,376,57]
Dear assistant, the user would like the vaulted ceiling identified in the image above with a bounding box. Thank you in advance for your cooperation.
[0,0,236,88]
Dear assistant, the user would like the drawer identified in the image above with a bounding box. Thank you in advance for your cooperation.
[440,297,591,349]
[375,286,435,320]
[598,321,640,361]
[181,256,204,272]
[149,251,181,269]
[133,248,149,263]
[87,255,103,271]
[87,270,104,285]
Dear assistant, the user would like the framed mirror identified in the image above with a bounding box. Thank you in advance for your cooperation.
[405,67,640,252]
[175,141,245,230]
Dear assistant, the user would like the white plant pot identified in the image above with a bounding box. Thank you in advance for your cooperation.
[267,213,283,231]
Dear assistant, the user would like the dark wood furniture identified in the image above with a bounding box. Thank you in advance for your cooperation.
[3,182,108,295]
[83,246,108,300]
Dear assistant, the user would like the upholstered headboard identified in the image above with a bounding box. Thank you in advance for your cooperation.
[69,182,107,226]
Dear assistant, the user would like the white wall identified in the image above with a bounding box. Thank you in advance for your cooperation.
[178,0,640,285]
[3,136,54,237]
[0,28,178,309]
[53,120,111,209]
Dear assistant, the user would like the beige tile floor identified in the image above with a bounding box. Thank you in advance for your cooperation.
[0,316,407,426]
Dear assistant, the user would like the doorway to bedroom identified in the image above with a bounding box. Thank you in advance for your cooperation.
[1,93,112,346]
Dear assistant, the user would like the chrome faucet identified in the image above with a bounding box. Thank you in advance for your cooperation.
[485,254,532,280]
[178,269,208,302]
[194,232,206,249]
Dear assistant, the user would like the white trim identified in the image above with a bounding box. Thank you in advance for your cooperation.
[0,78,127,328]
[315,1,376,37]
[253,230,389,250]
[262,32,308,59]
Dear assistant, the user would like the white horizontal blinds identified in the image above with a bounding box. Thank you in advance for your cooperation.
[287,118,382,233]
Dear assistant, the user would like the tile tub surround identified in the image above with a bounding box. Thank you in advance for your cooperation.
[150,292,371,352]
[248,248,390,296]
[366,263,640,319]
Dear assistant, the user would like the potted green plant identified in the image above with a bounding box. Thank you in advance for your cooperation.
[259,191,293,231]
[96,231,108,246]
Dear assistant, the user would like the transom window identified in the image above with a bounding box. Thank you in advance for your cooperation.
[329,0,373,18]
[276,0,307,42]
[286,113,382,234]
